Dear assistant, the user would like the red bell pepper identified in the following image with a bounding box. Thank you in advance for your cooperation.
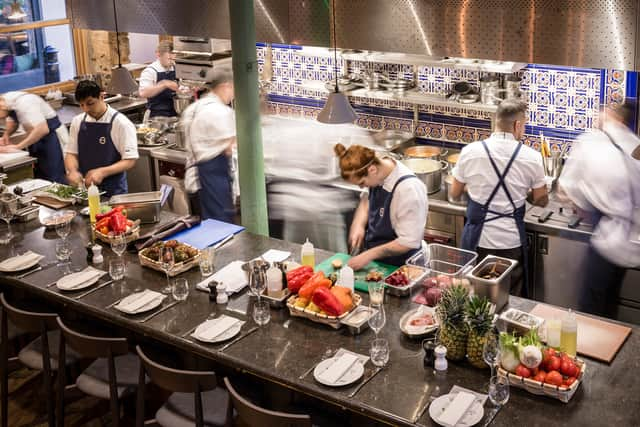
[287,271,313,293]
[109,211,128,234]
[311,286,344,316]
[286,265,313,282]
[95,206,124,221]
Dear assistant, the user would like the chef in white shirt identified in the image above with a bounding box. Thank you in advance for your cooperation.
[559,100,640,316]
[334,143,427,270]
[182,67,236,222]
[64,80,138,197]
[450,99,548,297]
[138,41,178,118]
[0,91,68,183]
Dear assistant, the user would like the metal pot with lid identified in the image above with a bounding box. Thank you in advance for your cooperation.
[401,158,447,194]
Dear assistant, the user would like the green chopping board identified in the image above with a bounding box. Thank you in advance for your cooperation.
[315,253,398,292]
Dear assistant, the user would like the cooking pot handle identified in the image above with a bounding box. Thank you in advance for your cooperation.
[439,160,449,172]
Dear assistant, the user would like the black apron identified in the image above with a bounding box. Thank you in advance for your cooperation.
[146,66,177,118]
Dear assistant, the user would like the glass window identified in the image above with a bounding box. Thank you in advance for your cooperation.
[0,0,67,26]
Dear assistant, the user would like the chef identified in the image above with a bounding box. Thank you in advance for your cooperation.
[182,67,236,222]
[64,80,138,197]
[334,143,427,270]
[559,100,640,316]
[450,99,548,297]
[138,41,178,118]
[0,91,68,183]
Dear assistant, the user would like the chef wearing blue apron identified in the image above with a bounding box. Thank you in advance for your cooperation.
[451,99,548,297]
[138,41,178,118]
[0,91,68,183]
[334,143,428,271]
[64,80,138,197]
[183,68,236,222]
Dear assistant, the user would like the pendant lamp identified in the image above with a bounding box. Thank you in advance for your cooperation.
[317,0,357,124]
[107,0,138,95]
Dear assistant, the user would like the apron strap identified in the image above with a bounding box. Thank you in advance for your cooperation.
[480,139,523,220]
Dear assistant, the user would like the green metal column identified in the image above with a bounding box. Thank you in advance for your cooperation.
[229,0,269,236]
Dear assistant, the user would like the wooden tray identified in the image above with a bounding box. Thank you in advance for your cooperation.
[498,357,586,403]
[33,195,73,209]
[286,293,362,329]
[138,243,200,277]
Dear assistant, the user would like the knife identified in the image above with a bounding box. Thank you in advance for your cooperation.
[15,266,42,279]
[218,326,259,352]
[348,366,383,398]
[140,300,180,323]
[481,405,501,427]
[74,279,114,300]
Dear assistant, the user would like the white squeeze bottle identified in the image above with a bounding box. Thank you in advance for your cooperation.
[266,265,283,298]
[560,309,578,357]
[301,238,315,268]
[88,183,100,224]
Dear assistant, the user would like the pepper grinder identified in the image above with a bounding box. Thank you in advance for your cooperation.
[216,282,228,304]
[207,281,219,302]
[86,243,94,263]
[91,245,103,264]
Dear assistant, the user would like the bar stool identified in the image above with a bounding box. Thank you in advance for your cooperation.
[223,377,312,427]
[55,317,145,427]
[0,293,80,427]
[135,345,231,427]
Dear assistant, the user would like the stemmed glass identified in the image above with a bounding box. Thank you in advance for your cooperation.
[483,332,500,377]
[368,303,386,338]
[111,232,127,276]
[0,201,16,244]
[160,246,174,295]
[249,265,267,304]
[55,215,71,241]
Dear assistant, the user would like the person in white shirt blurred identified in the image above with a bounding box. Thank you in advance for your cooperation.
[334,143,428,270]
[559,100,640,317]
[182,67,236,222]
[138,41,178,118]
[0,91,68,183]
[450,99,548,297]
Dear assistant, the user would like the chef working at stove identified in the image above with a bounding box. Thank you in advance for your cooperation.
[450,99,548,297]
[64,80,138,197]
[0,91,68,183]
[182,67,236,222]
[335,143,427,270]
[138,41,178,118]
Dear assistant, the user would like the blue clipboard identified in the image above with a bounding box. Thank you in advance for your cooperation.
[164,219,245,249]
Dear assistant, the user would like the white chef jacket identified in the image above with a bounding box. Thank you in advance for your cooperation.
[138,60,174,92]
[4,91,69,148]
[182,93,236,193]
[560,121,640,268]
[66,106,139,160]
[372,159,428,249]
[453,132,546,249]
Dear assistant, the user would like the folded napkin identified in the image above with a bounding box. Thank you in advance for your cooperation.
[0,251,44,271]
[192,315,244,341]
[318,353,359,384]
[56,267,106,290]
[260,249,291,263]
[437,391,476,427]
[116,290,165,314]
[196,260,247,294]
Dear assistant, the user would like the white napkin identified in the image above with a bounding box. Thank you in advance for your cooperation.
[56,267,106,290]
[116,290,165,314]
[437,391,476,427]
[0,251,44,271]
[260,249,291,263]
[196,260,247,294]
[318,353,359,384]
[192,315,243,341]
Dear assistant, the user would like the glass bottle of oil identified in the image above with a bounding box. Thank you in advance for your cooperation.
[560,309,578,357]
[301,238,315,268]
[88,183,100,224]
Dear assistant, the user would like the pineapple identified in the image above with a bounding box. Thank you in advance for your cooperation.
[465,296,493,368]
[436,285,469,361]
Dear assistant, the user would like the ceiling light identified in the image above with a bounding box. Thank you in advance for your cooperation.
[106,0,138,94]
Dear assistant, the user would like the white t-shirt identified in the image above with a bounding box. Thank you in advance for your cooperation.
[374,160,428,249]
[4,91,56,128]
[560,121,640,268]
[138,60,174,93]
[182,94,236,193]
[65,106,139,161]
[453,132,546,249]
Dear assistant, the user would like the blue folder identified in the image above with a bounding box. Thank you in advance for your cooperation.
[164,219,245,249]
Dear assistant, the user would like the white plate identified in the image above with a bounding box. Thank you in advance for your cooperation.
[192,321,242,343]
[313,356,365,387]
[399,306,439,337]
[115,292,165,314]
[429,393,484,427]
[0,253,44,272]
[56,271,102,291]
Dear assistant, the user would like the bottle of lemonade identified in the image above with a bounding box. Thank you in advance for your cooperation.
[560,309,578,357]
[88,183,100,224]
[301,238,315,268]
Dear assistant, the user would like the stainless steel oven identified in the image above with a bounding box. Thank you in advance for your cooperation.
[173,36,232,84]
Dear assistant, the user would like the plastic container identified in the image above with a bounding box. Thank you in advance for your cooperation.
[88,183,100,224]
[337,266,354,292]
[301,238,315,268]
[561,309,577,357]
[546,318,562,348]
[267,265,284,298]
[407,244,478,278]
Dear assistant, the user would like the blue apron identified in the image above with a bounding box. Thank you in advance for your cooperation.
[364,174,420,266]
[197,153,234,222]
[8,110,66,183]
[460,140,529,297]
[77,112,127,197]
[146,67,177,118]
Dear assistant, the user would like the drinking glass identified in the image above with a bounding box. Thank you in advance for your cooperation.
[55,215,71,240]
[110,233,127,257]
[55,239,72,262]
[109,258,125,281]
[370,338,390,367]
[488,375,510,406]
[160,246,175,294]
[199,247,215,277]
[252,300,270,326]
[368,304,386,337]
[483,332,500,376]
[249,266,267,303]
[368,281,385,306]
[172,278,189,301]
[0,202,16,244]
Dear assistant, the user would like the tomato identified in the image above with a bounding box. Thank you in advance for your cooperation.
[531,367,539,376]
[561,359,578,377]
[544,370,564,386]
[542,347,557,365]
[560,352,573,364]
[515,364,531,378]
[99,226,109,234]
[533,371,547,383]
[564,377,577,387]
[546,355,561,372]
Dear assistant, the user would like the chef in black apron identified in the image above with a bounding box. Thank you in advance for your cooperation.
[334,143,427,271]
[450,99,548,297]
[138,41,178,118]
[64,80,138,197]
[0,91,67,183]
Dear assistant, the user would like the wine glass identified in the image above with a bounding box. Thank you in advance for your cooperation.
[110,233,127,257]
[0,201,16,244]
[55,215,71,241]
[160,246,175,295]
[249,266,267,304]
[172,278,189,301]
[488,375,510,406]
[368,304,386,337]
[483,332,500,377]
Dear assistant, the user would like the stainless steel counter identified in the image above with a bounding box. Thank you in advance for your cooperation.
[56,96,148,126]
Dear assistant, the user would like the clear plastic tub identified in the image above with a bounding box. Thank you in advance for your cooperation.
[407,244,478,278]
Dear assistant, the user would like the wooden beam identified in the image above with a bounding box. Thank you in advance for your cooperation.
[0,18,70,34]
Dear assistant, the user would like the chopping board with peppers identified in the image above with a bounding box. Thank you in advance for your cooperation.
[315,253,398,292]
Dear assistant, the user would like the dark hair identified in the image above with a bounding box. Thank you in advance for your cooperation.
[334,143,380,180]
[496,99,528,129]
[75,80,102,102]
[610,98,637,129]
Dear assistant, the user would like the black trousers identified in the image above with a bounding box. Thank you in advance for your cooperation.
[477,246,525,297]
[579,245,626,318]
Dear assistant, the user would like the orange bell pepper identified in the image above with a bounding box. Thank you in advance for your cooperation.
[298,273,331,299]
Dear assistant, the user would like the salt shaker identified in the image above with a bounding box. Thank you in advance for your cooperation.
[91,245,103,264]
[216,282,228,304]
[434,345,448,372]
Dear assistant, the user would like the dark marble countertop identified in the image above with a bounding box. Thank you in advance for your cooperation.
[0,207,637,426]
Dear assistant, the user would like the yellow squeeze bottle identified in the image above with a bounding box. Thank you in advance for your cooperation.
[88,183,100,224]
[560,309,578,357]
[301,238,315,268]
